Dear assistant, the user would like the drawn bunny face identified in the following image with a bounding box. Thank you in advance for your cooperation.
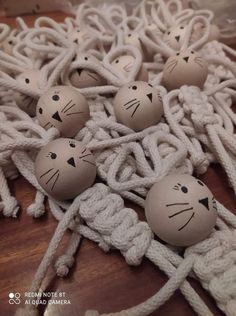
[36,85,90,137]
[145,174,217,246]
[162,49,208,90]
[70,53,106,88]
[111,55,148,82]
[124,33,143,52]
[68,29,91,45]
[113,81,163,131]
[35,138,96,200]
[163,25,187,50]
[14,70,41,117]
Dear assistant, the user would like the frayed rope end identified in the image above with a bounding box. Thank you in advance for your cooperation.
[27,202,45,218]
[55,254,74,277]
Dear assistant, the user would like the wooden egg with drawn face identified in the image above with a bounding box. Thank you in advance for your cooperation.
[70,53,106,88]
[162,49,208,91]
[111,55,148,82]
[124,33,143,52]
[124,32,150,60]
[68,29,91,45]
[163,25,187,50]
[113,81,163,131]
[1,37,15,55]
[35,138,96,200]
[14,70,40,117]
[36,85,90,137]
[145,174,217,246]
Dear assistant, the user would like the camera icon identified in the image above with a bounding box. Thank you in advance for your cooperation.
[8,292,21,304]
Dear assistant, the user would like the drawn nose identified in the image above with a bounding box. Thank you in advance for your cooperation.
[199,197,209,210]
[183,56,189,63]
[175,35,180,42]
[67,157,76,167]
[52,111,62,122]
[146,93,153,102]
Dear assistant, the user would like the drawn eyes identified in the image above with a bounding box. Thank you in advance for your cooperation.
[148,83,153,87]
[47,152,57,159]
[191,51,194,54]
[115,59,119,63]
[167,31,170,35]
[25,78,30,84]
[128,33,132,37]
[197,180,204,186]
[176,52,180,56]
[181,186,188,193]
[38,107,43,114]
[69,141,76,148]
[180,26,184,29]
[84,57,88,60]
[173,183,188,193]
[52,94,60,101]
[128,85,137,90]
[8,40,13,45]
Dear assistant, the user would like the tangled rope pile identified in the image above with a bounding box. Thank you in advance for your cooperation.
[0,0,236,315]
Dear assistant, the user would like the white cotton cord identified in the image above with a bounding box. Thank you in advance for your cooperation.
[0,4,235,316]
[25,28,69,54]
[0,167,19,217]
[146,242,214,316]
[150,2,166,32]
[182,16,210,51]
[27,190,45,218]
[0,23,11,42]
[205,79,236,97]
[86,256,199,316]
[140,28,175,59]
[15,194,82,316]
[55,230,82,277]
[34,17,67,36]
[163,90,209,174]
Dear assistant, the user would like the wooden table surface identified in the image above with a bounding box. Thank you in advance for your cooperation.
[0,12,235,316]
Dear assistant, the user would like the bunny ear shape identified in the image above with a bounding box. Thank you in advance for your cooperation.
[107,4,127,28]
[34,16,67,36]
[184,15,211,51]
[140,27,175,59]
[25,27,70,54]
[80,7,116,44]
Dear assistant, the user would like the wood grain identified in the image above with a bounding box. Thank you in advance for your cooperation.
[0,12,235,316]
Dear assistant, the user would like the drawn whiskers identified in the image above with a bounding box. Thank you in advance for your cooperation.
[123,61,133,72]
[82,159,96,166]
[167,61,178,73]
[61,99,84,116]
[167,203,194,231]
[79,153,92,159]
[123,98,141,117]
[40,168,60,191]
[212,197,217,210]
[61,99,73,113]
[194,57,204,68]
[168,206,193,218]
[43,122,54,129]
[87,72,99,81]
